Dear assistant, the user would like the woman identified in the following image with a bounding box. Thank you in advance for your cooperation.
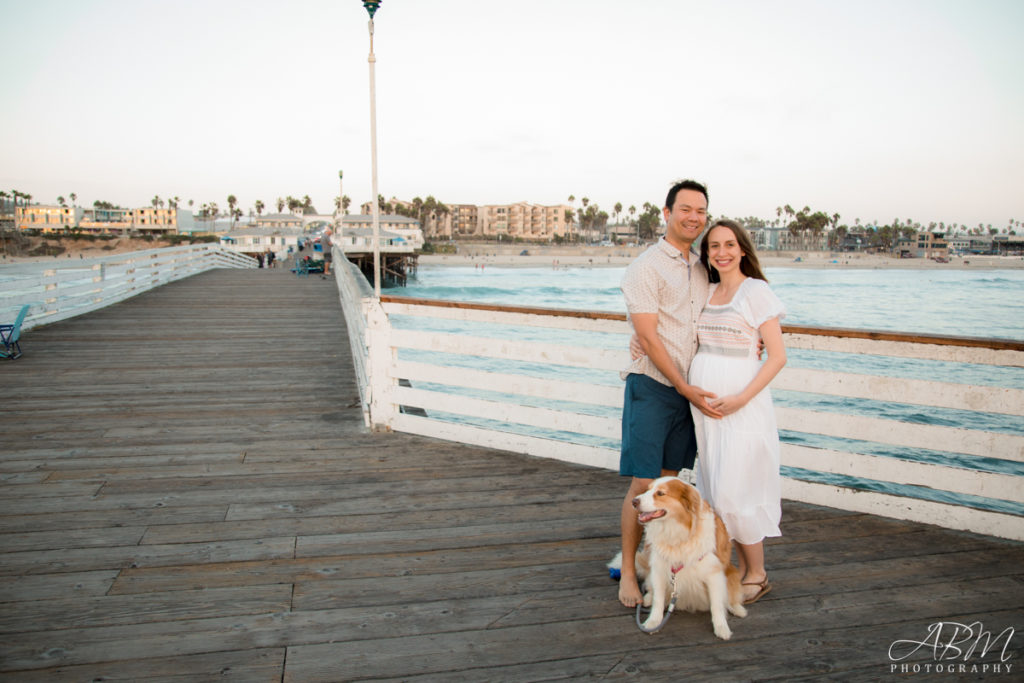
[689,219,787,604]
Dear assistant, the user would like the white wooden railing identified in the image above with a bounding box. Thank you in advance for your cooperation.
[332,252,1024,541]
[0,244,256,331]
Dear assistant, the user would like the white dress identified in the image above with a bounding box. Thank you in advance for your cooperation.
[689,277,786,545]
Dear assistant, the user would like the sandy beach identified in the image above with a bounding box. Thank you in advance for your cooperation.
[2,236,1022,270]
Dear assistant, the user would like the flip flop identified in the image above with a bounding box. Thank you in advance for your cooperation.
[742,578,772,604]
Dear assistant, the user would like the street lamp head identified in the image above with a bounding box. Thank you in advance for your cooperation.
[361,1,381,19]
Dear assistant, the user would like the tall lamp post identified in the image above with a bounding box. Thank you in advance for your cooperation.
[361,0,382,296]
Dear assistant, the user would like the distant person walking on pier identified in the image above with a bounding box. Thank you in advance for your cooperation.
[616,179,714,608]
[688,219,786,604]
[321,229,333,275]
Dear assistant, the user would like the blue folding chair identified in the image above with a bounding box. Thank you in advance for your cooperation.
[1,305,29,360]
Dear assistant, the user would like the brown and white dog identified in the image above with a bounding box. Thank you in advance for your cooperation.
[612,476,747,639]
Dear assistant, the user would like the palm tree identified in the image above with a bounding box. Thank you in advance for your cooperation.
[254,200,265,216]
[614,202,622,225]
[151,195,161,209]
[57,196,66,207]
[227,195,238,228]
[69,192,77,206]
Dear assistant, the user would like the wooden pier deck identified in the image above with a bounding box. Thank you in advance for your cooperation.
[1,267,1021,681]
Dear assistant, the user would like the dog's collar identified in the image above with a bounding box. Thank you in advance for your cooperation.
[671,551,711,574]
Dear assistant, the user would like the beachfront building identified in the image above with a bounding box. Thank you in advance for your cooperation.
[340,214,423,249]
[358,198,573,243]
[896,231,949,259]
[333,227,414,253]
[218,226,303,259]
[16,203,196,236]
[476,202,573,241]
[81,207,193,236]
[776,228,828,251]
[15,204,84,232]
[608,224,639,244]
[1,196,16,229]
[947,234,972,255]
[746,225,782,251]
[838,230,872,252]
[449,204,479,238]
[254,213,304,230]
[992,234,1024,255]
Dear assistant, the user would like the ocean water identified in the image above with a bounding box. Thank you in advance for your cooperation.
[391,263,1024,514]
[401,264,1024,341]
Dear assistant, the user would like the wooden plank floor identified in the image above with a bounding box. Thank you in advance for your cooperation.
[1,267,1021,682]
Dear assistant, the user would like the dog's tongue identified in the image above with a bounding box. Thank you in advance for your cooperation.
[638,510,666,524]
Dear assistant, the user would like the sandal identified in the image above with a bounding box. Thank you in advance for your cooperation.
[742,577,772,604]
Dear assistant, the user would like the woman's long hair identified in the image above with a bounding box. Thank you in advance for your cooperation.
[700,219,768,283]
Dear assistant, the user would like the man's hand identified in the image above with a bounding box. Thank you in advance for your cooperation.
[707,394,746,417]
[629,333,644,360]
[679,384,723,419]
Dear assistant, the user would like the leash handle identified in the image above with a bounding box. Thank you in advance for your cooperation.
[634,596,677,634]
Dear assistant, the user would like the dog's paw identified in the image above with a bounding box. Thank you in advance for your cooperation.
[642,591,652,608]
[729,603,748,618]
[642,614,663,631]
[713,623,733,640]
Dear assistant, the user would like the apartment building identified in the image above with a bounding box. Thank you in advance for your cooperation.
[476,202,573,241]
[357,197,573,242]
[15,204,83,231]
[17,204,194,236]
[896,232,949,259]
[449,204,478,237]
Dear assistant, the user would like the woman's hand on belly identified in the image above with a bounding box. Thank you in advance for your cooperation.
[707,394,748,417]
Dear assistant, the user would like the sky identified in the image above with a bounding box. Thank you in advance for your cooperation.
[1,0,1022,230]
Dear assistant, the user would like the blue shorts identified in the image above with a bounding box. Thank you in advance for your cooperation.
[620,373,697,479]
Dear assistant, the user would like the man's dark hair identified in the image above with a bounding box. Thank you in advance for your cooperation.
[665,179,709,211]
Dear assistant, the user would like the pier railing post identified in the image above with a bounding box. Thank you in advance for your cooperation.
[365,298,396,431]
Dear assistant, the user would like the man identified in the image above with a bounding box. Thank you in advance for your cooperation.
[617,179,723,607]
[321,228,333,275]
